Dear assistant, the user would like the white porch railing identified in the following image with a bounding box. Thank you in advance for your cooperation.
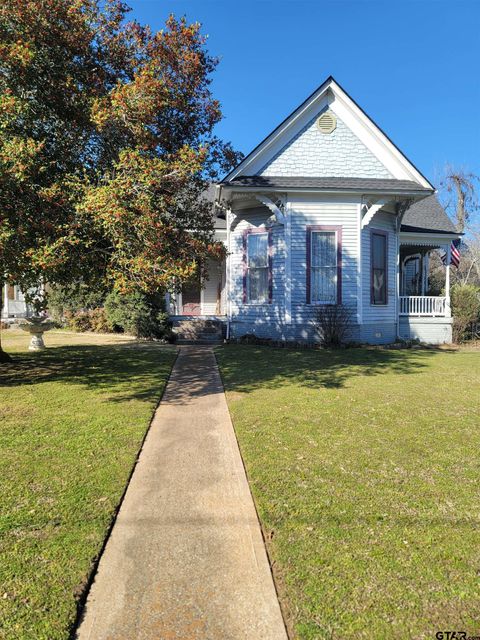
[399,296,448,317]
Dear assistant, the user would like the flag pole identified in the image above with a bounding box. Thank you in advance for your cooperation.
[445,243,451,317]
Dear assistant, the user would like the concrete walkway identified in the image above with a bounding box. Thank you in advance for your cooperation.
[76,346,287,640]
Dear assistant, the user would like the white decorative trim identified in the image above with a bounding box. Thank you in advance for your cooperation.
[361,197,390,228]
[400,232,458,247]
[357,203,362,324]
[254,194,286,225]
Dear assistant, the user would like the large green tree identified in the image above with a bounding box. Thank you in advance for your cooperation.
[0,0,240,360]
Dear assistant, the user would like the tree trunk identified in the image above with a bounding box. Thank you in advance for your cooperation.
[0,281,13,362]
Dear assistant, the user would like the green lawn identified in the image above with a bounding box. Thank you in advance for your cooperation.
[0,329,176,640]
[216,344,480,640]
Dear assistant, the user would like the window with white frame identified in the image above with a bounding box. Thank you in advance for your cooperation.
[246,231,269,303]
[310,230,338,304]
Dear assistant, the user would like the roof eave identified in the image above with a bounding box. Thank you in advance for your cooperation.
[220,184,433,198]
[401,226,461,236]
[400,229,462,239]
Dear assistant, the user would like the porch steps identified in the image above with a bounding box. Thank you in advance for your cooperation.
[172,318,225,345]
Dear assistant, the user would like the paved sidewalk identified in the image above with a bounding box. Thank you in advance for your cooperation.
[76,346,287,640]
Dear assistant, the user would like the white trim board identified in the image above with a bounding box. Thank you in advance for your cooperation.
[400,232,459,246]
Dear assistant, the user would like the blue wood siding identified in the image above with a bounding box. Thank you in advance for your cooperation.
[228,200,420,345]
[361,211,397,324]
[289,195,359,341]
[229,207,286,336]
[230,196,361,341]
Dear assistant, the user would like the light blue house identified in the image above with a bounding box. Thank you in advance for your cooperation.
[170,77,459,345]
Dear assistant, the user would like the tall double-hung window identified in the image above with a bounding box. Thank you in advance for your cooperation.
[370,230,388,305]
[244,230,271,303]
[307,226,342,304]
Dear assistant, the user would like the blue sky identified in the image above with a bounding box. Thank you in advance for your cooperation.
[129,0,480,184]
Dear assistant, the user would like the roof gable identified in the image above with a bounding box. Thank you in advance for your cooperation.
[258,107,393,179]
[224,77,433,190]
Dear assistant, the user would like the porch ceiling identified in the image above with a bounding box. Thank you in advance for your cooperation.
[400,232,456,248]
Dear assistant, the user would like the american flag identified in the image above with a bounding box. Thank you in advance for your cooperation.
[442,242,460,268]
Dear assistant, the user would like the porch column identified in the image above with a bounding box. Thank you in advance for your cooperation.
[445,243,451,317]
[226,209,235,334]
[396,235,400,318]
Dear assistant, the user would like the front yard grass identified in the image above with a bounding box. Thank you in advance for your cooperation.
[216,344,480,639]
[0,329,176,640]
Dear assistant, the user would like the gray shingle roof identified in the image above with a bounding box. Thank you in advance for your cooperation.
[401,195,457,234]
[221,176,432,193]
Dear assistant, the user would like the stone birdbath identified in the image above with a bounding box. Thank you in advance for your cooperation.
[19,317,55,351]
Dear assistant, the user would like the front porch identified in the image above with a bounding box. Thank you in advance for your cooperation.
[167,255,227,318]
[399,296,448,317]
[397,231,454,343]
[166,251,227,343]
[167,216,227,318]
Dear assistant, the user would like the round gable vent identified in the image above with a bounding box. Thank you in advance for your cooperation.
[317,112,337,134]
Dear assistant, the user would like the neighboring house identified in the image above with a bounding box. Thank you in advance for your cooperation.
[1,284,31,320]
[169,76,460,344]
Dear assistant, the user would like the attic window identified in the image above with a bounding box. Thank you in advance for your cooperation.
[317,112,336,134]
